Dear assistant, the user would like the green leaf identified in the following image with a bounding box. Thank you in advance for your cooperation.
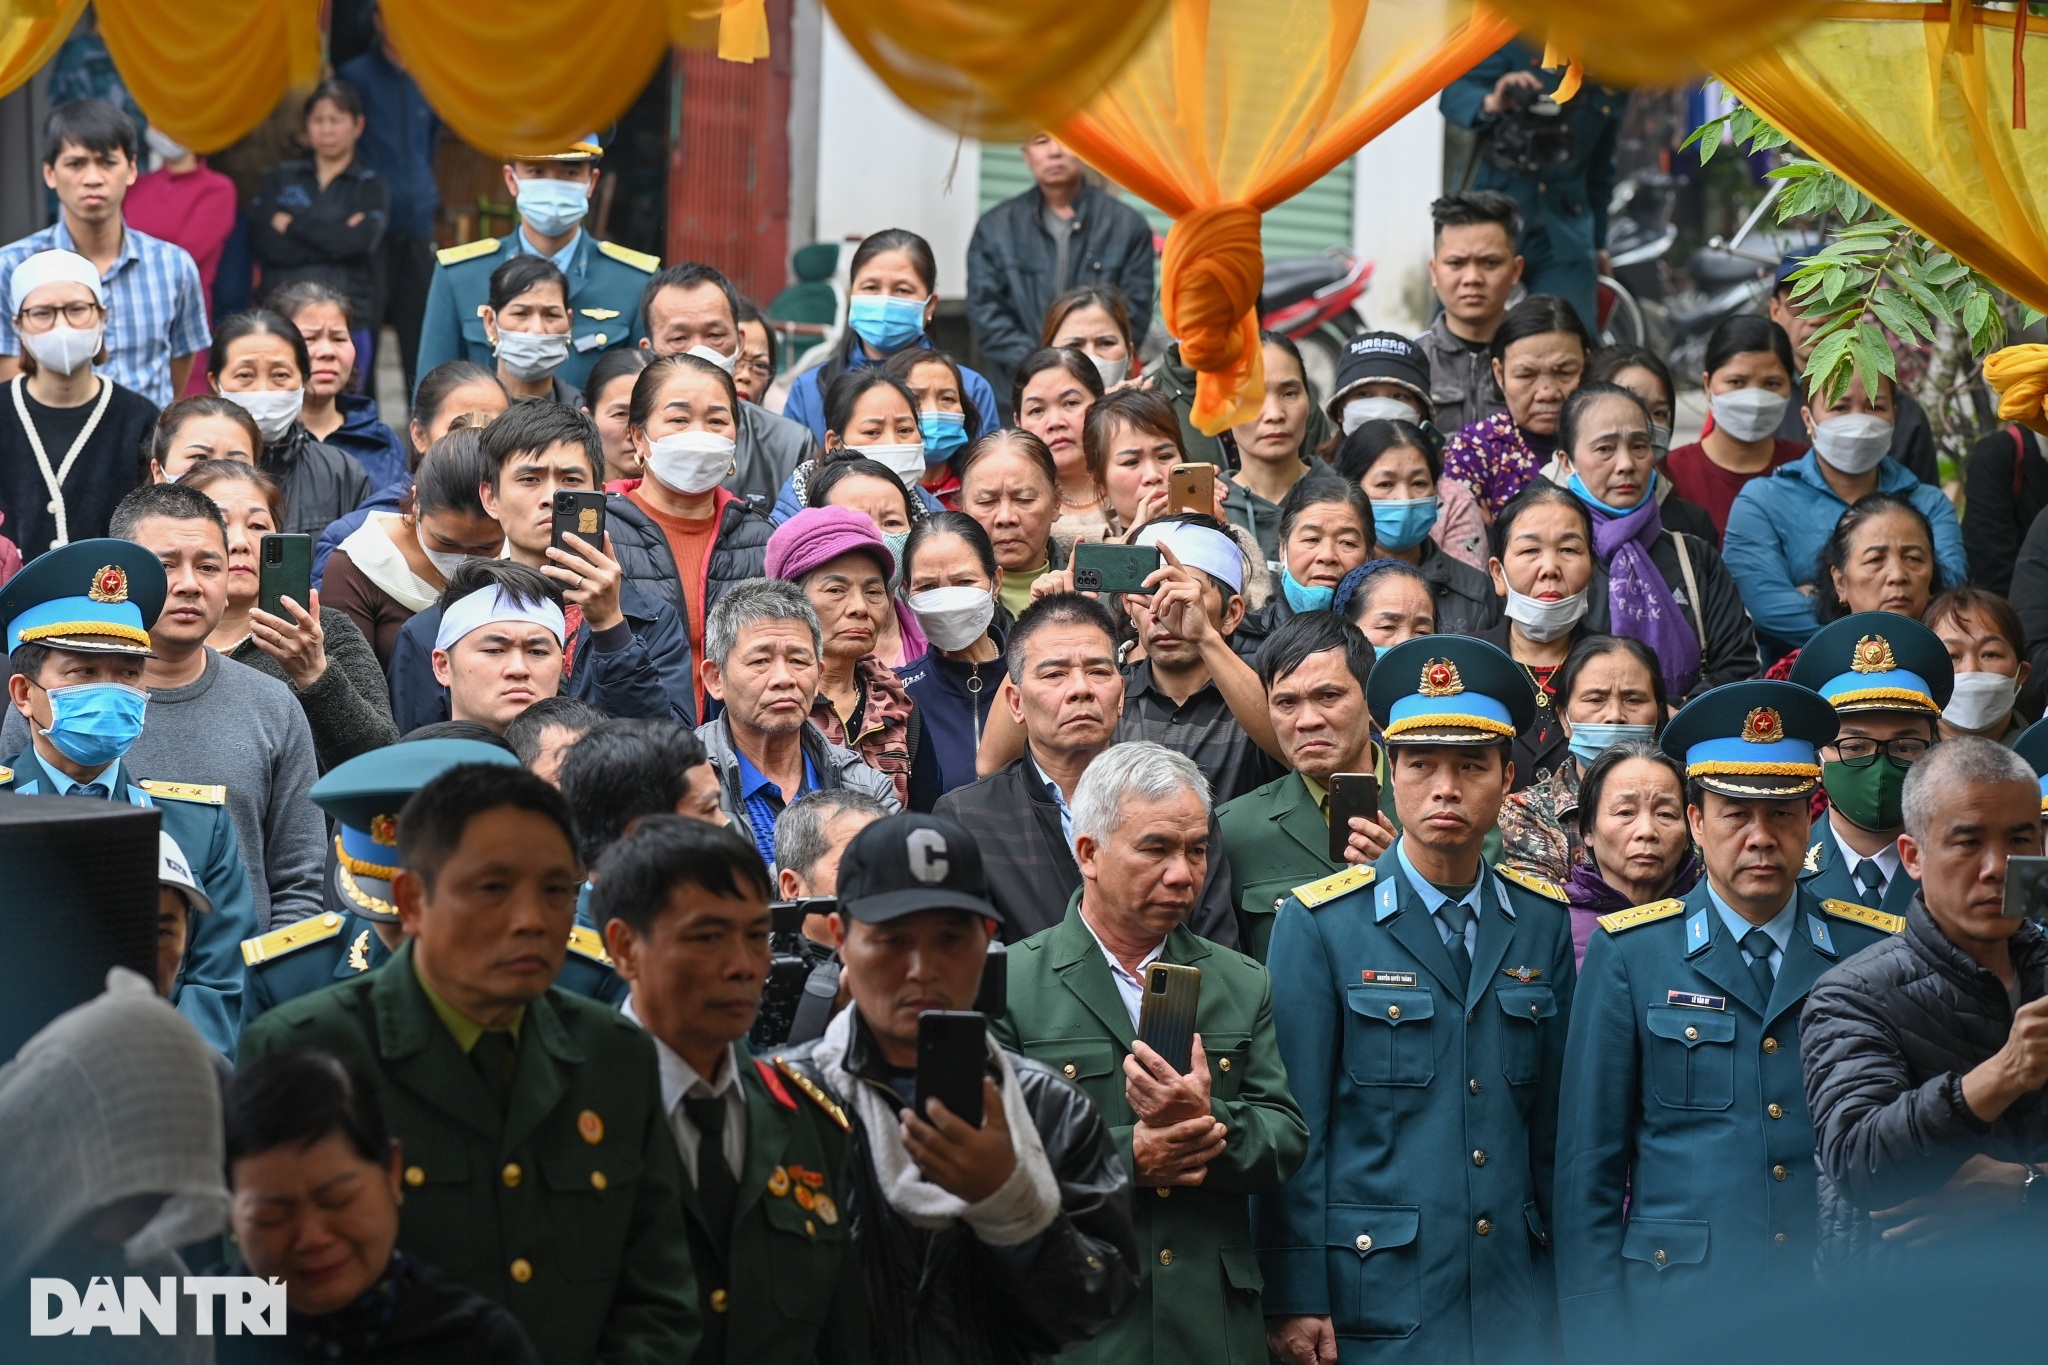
[1868,291,1929,343]
[1893,268,1949,320]
[1806,328,1856,403]
[1765,161,1827,180]
[1850,322,1898,400]
[2025,306,2047,328]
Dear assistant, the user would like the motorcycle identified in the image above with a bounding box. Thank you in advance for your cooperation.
[1258,246,1374,403]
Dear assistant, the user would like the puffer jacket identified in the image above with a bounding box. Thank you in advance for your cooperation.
[1803,897,2048,1273]
[780,1013,1140,1365]
[265,422,374,538]
[607,481,771,619]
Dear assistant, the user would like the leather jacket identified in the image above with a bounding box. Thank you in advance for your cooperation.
[779,1015,1140,1364]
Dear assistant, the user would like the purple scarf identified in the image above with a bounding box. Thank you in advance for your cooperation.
[1578,477,1701,697]
[1564,853,1700,967]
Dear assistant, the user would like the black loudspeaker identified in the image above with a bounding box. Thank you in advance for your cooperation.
[0,794,158,1059]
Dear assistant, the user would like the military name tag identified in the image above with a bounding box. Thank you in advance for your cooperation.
[1667,990,1726,1011]
[1361,970,1417,987]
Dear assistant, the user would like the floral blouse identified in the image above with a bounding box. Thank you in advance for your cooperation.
[1442,409,1555,518]
[1499,760,1582,884]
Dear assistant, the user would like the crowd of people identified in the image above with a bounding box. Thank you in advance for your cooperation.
[3,63,2048,1365]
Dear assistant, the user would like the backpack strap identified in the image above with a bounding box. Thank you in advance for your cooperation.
[1670,531,1707,653]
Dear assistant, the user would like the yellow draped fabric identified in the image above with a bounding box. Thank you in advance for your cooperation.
[96,0,321,153]
[1710,4,2048,422]
[0,0,86,103]
[819,0,1173,140]
[380,1,768,161]
[1487,0,1830,87]
[1055,0,1518,433]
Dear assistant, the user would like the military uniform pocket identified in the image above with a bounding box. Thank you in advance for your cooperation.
[1325,1204,1420,1339]
[1020,1038,1124,1116]
[1496,985,1557,1086]
[764,1179,850,1325]
[1646,1006,1736,1110]
[1343,986,1436,1086]
[1202,1030,1252,1101]
[1622,1217,1709,1273]
[539,1145,644,1283]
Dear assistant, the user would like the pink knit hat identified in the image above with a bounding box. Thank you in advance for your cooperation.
[765,505,895,582]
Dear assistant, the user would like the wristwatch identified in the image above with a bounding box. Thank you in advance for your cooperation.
[2022,1163,2045,1214]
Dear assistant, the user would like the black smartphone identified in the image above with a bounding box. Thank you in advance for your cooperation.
[1072,541,1162,595]
[1136,962,1202,1075]
[257,533,312,620]
[550,490,607,561]
[974,939,1008,1020]
[2003,856,2048,918]
[1168,461,1216,515]
[915,1009,988,1128]
[1327,771,1381,864]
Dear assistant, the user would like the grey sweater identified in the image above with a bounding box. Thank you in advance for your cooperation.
[227,606,398,771]
[2,649,325,928]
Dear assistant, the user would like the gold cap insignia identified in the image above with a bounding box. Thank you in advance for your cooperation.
[369,813,398,846]
[88,564,128,603]
[1418,658,1464,698]
[1852,634,1896,673]
[1741,707,1784,743]
[577,1109,604,1145]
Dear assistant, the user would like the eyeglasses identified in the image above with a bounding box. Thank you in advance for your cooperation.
[1829,736,1930,766]
[737,355,773,380]
[17,301,103,331]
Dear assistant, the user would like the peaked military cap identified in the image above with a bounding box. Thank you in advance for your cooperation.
[1788,611,1953,716]
[310,739,522,922]
[1661,679,1838,799]
[2014,717,2048,815]
[0,539,166,657]
[1367,635,1536,746]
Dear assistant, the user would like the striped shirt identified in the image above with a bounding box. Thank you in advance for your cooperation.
[0,217,210,407]
[1115,659,1283,807]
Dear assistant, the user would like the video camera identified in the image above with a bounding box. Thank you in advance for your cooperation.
[1485,81,1575,177]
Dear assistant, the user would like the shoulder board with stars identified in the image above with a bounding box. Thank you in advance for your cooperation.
[1596,898,1686,935]
[435,237,502,267]
[241,912,346,966]
[139,779,225,805]
[1291,864,1376,909]
[567,924,613,965]
[1495,864,1568,902]
[0,766,12,783]
[598,240,660,272]
[1820,898,1905,935]
[774,1056,852,1132]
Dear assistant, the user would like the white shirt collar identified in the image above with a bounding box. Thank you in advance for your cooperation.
[1078,907,1166,1029]
[620,995,740,1116]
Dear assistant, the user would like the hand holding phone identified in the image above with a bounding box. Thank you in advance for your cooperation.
[915,1010,989,1127]
[1327,773,1383,864]
[1072,541,1162,595]
[544,492,625,631]
[902,1010,1018,1203]
[1168,462,1217,515]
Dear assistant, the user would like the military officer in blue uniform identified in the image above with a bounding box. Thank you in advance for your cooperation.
[1258,636,1575,1365]
[1789,612,1953,920]
[415,136,655,393]
[1554,680,1903,1353]
[1440,41,1625,333]
[0,539,257,1054]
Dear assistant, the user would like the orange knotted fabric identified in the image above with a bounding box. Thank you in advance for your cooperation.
[1985,344,2048,435]
[1161,204,1268,432]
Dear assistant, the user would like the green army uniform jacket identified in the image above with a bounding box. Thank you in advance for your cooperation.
[993,893,1309,1365]
[238,939,699,1365]
[1218,771,1343,963]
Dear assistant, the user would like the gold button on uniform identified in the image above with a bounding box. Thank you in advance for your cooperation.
[1468,1079,1480,1094]
[1768,1103,1784,1119]
[1218,1057,1232,1072]
[1684,1026,1698,1041]
[710,1289,729,1313]
[1475,1219,1492,1236]
[1063,1063,1077,1078]
[404,1166,425,1187]
[1774,1232,1788,1246]
[509,1258,533,1284]
[1763,1036,1779,1054]
[1159,1249,1174,1266]
[1652,1249,1667,1266]
[805,1219,816,1235]
[501,1163,521,1188]
[1156,1187,1170,1198]
[1388,1005,1402,1020]
[1772,1164,1788,1181]
[1355,1234,1373,1252]
[590,1171,608,1191]
[1471,1150,1487,1167]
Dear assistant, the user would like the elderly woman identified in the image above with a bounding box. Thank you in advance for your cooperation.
[1560,740,1699,966]
[1441,294,1591,516]
[766,506,937,809]
[223,1050,538,1363]
[1926,586,2032,745]
[1480,481,1602,791]
[1764,492,1943,681]
[1500,633,1669,883]
[958,429,1067,618]
[1340,559,1437,652]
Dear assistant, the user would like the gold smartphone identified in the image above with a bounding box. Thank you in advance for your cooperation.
[1168,461,1216,515]
[1136,962,1203,1074]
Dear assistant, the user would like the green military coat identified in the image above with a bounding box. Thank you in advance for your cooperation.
[238,940,699,1365]
[1217,771,1342,963]
[993,894,1308,1365]
[679,1039,868,1365]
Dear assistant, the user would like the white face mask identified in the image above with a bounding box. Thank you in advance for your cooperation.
[686,344,739,375]
[22,323,101,376]
[1810,412,1893,476]
[1943,671,2018,732]
[907,585,996,652]
[1503,585,1589,642]
[225,387,304,443]
[862,442,928,489]
[1708,387,1790,442]
[421,544,474,581]
[1342,395,1417,435]
[1649,421,1673,461]
[144,126,188,164]
[647,431,737,495]
[493,328,570,382]
[1089,352,1129,388]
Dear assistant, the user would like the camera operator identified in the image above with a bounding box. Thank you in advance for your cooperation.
[1440,39,1625,337]
[756,789,890,1048]
[1803,737,2048,1272]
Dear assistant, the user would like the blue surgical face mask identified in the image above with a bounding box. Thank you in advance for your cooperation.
[1567,721,1658,767]
[1567,470,1655,516]
[1372,643,1390,659]
[515,178,590,237]
[920,410,969,463]
[848,295,928,354]
[1371,495,1439,551]
[39,681,149,769]
[1281,568,1335,614]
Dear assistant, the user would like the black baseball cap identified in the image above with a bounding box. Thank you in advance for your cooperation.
[834,813,1003,926]
[1330,331,1433,416]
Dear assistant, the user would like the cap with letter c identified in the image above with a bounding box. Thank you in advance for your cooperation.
[832,812,1003,927]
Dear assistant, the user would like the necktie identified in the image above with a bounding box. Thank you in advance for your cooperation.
[471,1029,516,1114]
[683,1093,737,1245]
[1854,859,1887,903]
[1437,898,1473,992]
[1740,928,1777,1002]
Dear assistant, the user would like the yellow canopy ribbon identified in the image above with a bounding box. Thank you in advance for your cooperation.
[1054,0,1519,433]
[0,0,87,104]
[1486,0,1830,84]
[1985,344,2048,435]
[96,0,320,153]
